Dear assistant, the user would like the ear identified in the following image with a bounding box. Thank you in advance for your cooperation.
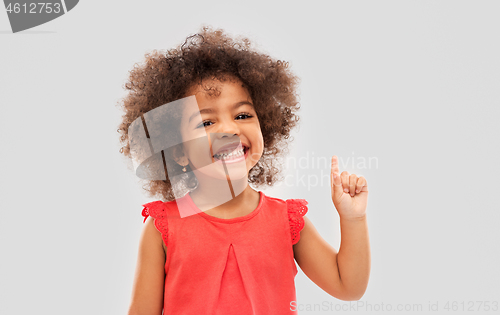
[172,145,188,167]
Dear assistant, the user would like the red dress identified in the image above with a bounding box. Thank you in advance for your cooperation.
[141,190,308,315]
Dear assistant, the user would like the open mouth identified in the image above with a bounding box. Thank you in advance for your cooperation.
[213,145,248,162]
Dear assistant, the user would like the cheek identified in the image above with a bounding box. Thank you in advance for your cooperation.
[254,124,264,146]
[185,136,214,166]
[251,127,265,157]
[180,126,208,152]
[181,125,202,142]
[256,132,264,150]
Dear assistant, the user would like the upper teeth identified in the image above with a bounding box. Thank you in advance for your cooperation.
[214,148,245,159]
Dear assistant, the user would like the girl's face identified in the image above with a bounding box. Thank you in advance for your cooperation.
[178,77,264,181]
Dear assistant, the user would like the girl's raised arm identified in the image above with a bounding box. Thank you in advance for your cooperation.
[293,155,370,301]
[127,217,166,315]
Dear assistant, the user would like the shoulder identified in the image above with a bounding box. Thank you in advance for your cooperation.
[142,216,165,247]
[286,198,309,245]
[142,200,166,219]
[263,194,307,207]
[141,200,175,248]
[263,194,309,245]
[142,198,181,218]
[261,194,308,215]
[261,193,285,204]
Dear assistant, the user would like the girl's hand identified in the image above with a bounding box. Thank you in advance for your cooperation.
[330,155,369,220]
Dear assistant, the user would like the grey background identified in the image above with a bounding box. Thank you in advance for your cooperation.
[1,1,499,314]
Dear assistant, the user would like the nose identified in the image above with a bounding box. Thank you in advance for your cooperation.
[213,118,240,139]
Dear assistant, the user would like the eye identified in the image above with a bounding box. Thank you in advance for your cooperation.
[236,112,253,120]
[196,120,213,128]
[196,113,253,129]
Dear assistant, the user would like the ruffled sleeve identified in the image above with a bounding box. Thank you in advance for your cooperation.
[141,201,169,246]
[286,199,309,245]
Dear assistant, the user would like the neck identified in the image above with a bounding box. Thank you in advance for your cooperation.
[189,171,253,212]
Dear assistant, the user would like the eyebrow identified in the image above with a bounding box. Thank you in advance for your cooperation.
[188,101,254,123]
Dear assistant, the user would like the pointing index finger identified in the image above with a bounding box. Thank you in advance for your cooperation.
[331,155,340,175]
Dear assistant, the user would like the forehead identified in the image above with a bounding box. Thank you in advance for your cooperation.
[186,76,251,102]
[182,78,254,119]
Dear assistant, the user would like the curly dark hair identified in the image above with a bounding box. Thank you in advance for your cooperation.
[117,26,301,201]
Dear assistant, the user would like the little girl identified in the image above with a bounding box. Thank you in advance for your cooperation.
[118,26,370,315]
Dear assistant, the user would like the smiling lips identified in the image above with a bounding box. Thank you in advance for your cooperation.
[212,142,249,162]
